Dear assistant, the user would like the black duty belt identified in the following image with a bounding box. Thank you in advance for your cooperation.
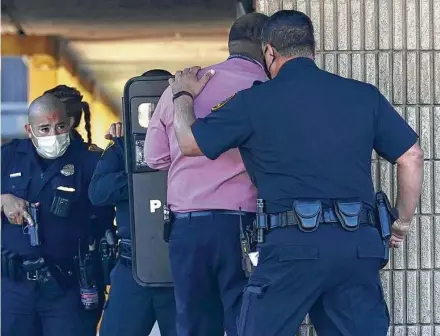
[268,208,374,229]
[173,210,254,219]
[119,239,132,268]
[1,253,74,282]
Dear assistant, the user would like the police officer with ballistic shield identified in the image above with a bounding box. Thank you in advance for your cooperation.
[89,69,177,336]
[167,9,424,336]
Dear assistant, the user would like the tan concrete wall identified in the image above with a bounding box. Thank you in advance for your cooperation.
[256,1,440,335]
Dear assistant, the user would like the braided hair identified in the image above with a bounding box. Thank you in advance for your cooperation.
[44,85,93,145]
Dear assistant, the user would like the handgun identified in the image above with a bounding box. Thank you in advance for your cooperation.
[23,204,41,247]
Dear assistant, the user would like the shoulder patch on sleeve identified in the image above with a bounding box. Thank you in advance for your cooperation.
[88,144,103,152]
[211,94,235,112]
[101,140,115,156]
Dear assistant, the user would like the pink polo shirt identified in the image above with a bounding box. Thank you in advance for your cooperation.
[144,58,267,213]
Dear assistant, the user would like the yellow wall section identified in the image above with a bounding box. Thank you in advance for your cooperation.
[1,34,120,149]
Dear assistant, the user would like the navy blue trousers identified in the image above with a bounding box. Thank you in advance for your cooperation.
[169,213,253,336]
[237,224,390,336]
[99,261,177,336]
[1,277,96,336]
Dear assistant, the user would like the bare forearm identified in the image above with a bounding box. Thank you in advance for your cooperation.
[395,158,424,222]
[173,96,202,156]
[174,95,195,139]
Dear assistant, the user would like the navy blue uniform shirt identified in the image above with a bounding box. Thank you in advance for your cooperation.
[191,57,419,213]
[1,138,115,259]
[88,137,130,239]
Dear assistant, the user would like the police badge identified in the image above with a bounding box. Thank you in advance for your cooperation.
[61,164,75,176]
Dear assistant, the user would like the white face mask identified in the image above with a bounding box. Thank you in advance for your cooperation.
[30,127,71,159]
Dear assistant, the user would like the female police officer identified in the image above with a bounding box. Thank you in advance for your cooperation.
[88,69,177,336]
[44,85,96,148]
[1,94,114,336]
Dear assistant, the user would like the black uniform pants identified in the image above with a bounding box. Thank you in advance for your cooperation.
[169,212,254,336]
[1,277,87,336]
[99,260,177,336]
[237,224,390,336]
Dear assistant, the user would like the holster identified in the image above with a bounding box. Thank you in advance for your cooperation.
[375,191,397,268]
[1,250,22,281]
[240,219,256,277]
[99,230,117,286]
[118,239,132,268]
[256,199,268,243]
[293,200,322,232]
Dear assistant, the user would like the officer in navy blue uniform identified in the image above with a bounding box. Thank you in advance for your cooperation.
[88,69,177,336]
[168,10,424,336]
[1,94,115,336]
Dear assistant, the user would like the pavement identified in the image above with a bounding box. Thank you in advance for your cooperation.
[149,324,161,336]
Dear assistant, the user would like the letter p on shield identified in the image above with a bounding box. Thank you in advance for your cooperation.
[150,200,162,213]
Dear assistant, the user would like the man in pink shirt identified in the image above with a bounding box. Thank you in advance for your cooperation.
[144,13,268,336]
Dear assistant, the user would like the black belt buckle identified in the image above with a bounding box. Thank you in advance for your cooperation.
[335,201,362,231]
[22,258,45,281]
[26,270,40,281]
[293,201,322,232]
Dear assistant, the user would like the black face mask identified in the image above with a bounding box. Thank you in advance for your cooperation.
[263,46,276,79]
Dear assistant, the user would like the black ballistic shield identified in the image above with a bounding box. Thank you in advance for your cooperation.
[123,75,173,286]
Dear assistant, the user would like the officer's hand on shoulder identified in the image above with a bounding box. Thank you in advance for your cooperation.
[169,66,215,98]
[1,194,37,226]
[104,122,123,140]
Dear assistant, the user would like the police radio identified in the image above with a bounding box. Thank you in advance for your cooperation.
[99,229,117,286]
[75,240,99,310]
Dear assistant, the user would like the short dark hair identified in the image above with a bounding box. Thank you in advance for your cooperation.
[261,10,315,57]
[228,12,269,44]
[142,69,172,77]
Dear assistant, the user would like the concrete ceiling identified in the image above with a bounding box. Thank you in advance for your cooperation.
[1,0,246,109]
